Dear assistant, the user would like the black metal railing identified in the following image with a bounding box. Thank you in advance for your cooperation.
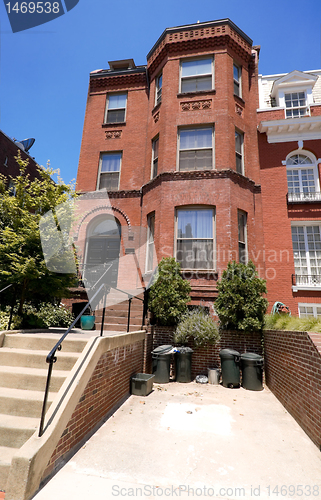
[39,264,112,437]
[287,192,321,204]
[39,265,149,437]
[292,274,321,287]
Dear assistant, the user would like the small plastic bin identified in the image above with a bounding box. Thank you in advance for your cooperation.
[131,373,155,396]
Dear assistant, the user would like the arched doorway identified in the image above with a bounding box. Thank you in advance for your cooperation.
[85,215,121,288]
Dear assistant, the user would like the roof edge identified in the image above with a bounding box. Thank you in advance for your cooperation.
[147,19,253,60]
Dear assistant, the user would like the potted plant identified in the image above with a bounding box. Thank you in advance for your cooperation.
[80,306,95,330]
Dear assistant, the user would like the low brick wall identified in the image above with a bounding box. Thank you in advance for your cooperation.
[264,330,321,449]
[147,325,263,379]
[42,338,144,481]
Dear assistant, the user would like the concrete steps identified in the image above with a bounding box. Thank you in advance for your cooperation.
[0,332,89,492]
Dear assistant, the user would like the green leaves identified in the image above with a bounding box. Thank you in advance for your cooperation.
[215,261,268,332]
[174,308,220,347]
[148,257,191,326]
[0,153,77,315]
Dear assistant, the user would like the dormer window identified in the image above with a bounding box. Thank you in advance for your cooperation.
[285,92,307,118]
[269,70,317,120]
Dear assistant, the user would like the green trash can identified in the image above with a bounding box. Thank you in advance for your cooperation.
[152,345,173,383]
[219,349,240,388]
[175,347,193,383]
[241,353,264,391]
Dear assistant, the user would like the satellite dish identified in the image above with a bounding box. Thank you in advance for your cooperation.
[20,138,35,152]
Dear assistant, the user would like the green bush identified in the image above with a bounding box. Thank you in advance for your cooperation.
[215,261,268,332]
[148,258,191,326]
[0,303,74,330]
[174,308,220,347]
[264,314,321,333]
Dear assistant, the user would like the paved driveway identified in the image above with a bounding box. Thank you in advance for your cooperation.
[33,382,321,500]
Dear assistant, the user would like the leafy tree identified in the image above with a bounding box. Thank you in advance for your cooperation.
[148,257,191,326]
[0,153,77,317]
[215,261,268,332]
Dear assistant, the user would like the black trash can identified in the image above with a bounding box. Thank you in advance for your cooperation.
[175,347,193,383]
[219,349,241,388]
[152,345,173,383]
[241,353,264,391]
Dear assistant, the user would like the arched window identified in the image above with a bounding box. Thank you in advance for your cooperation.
[286,151,320,202]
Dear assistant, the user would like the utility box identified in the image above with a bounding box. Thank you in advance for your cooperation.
[131,373,155,396]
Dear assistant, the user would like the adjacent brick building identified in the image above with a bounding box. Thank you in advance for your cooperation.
[0,129,40,190]
[76,19,321,317]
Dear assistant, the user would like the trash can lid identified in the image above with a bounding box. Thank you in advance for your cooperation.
[174,346,193,353]
[219,348,240,358]
[152,345,173,354]
[241,353,263,360]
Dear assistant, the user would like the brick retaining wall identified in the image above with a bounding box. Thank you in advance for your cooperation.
[264,330,321,449]
[42,339,144,481]
[147,325,263,379]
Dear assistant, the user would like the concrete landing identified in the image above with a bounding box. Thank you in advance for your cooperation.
[33,382,321,500]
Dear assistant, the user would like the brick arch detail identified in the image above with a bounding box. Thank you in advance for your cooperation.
[75,204,131,239]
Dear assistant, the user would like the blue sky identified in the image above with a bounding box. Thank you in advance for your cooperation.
[0,0,321,185]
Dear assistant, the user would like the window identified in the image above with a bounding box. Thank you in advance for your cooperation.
[285,92,307,118]
[105,93,127,123]
[4,156,8,167]
[178,127,213,171]
[8,179,16,196]
[238,210,247,264]
[146,213,155,273]
[298,303,321,318]
[292,225,321,287]
[180,57,213,93]
[98,153,121,191]
[155,73,162,105]
[151,137,159,179]
[286,153,320,202]
[233,63,241,97]
[176,208,214,269]
[235,130,244,174]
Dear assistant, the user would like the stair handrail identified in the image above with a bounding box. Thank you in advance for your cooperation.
[0,283,13,294]
[39,264,112,437]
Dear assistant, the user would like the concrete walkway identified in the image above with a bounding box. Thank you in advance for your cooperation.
[33,382,321,500]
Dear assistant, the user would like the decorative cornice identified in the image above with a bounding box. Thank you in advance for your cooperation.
[90,72,147,93]
[180,99,212,111]
[142,169,261,195]
[153,110,160,123]
[258,116,321,143]
[235,103,244,117]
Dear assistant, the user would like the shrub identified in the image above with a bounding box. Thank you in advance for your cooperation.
[174,308,220,347]
[148,257,191,326]
[1,302,74,330]
[264,314,321,333]
[215,261,268,332]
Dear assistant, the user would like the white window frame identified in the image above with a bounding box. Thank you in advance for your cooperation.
[151,136,159,179]
[180,56,214,94]
[238,210,248,264]
[8,179,16,196]
[145,213,155,273]
[97,152,122,191]
[175,206,216,271]
[284,91,308,118]
[104,93,127,124]
[233,63,242,98]
[235,129,244,175]
[286,150,320,202]
[291,221,321,290]
[298,303,321,318]
[155,73,162,106]
[177,126,214,172]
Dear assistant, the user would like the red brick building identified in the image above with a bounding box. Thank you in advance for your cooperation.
[76,19,321,317]
[0,129,40,191]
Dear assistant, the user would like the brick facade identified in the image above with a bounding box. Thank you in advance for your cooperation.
[76,19,321,317]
